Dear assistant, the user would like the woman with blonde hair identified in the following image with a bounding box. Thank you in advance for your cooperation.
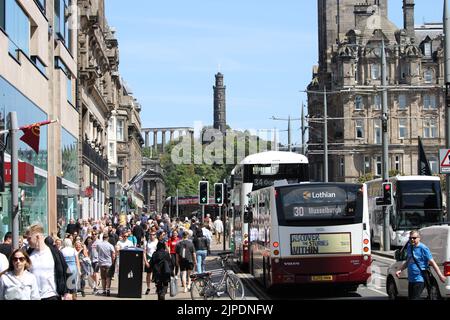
[61,238,81,299]
[0,249,40,300]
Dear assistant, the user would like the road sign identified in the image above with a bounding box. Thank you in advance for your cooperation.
[440,149,450,173]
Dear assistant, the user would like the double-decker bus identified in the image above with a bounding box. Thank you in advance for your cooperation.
[366,175,443,247]
[230,151,309,270]
[247,182,371,291]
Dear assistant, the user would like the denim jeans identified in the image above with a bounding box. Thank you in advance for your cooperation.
[196,250,208,273]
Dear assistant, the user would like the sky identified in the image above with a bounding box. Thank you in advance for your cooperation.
[105,0,444,146]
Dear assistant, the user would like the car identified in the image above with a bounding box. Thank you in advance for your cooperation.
[386,225,450,300]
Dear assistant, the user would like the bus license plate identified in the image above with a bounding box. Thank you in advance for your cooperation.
[311,275,333,282]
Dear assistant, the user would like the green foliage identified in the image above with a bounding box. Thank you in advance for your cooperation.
[357,173,374,183]
[159,129,272,197]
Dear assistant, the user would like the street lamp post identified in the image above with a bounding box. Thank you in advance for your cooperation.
[381,39,391,251]
[444,0,450,222]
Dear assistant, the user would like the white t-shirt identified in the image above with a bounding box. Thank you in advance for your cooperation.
[145,240,158,259]
[0,253,8,273]
[117,239,133,251]
[29,247,58,299]
[213,219,224,233]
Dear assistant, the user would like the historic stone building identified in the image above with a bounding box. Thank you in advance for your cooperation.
[213,72,227,134]
[78,0,144,219]
[308,0,444,182]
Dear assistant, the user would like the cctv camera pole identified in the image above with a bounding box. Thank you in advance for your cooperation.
[381,39,390,251]
[9,112,19,250]
[444,0,450,222]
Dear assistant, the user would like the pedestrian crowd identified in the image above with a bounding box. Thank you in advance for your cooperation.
[0,211,224,301]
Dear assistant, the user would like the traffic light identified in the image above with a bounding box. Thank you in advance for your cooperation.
[382,182,393,206]
[214,183,224,205]
[199,181,209,205]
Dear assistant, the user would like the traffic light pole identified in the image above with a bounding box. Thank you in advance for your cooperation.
[381,40,390,252]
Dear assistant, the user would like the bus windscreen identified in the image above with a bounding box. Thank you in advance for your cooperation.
[397,181,442,210]
[276,184,363,226]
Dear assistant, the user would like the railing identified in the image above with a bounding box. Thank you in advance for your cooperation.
[82,140,108,174]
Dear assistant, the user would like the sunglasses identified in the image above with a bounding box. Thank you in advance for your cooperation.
[409,237,418,240]
[12,257,26,262]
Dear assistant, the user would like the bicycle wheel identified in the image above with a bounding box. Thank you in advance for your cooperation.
[190,278,214,300]
[226,273,245,300]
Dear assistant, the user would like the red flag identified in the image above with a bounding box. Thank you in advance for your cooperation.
[19,120,54,154]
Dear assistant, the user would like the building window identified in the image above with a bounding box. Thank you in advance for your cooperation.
[355,95,363,110]
[0,0,4,30]
[67,76,72,104]
[373,94,381,110]
[398,94,407,110]
[374,119,381,144]
[424,42,432,58]
[376,156,382,177]
[371,63,380,80]
[116,119,124,141]
[356,120,364,139]
[108,118,114,137]
[5,0,30,59]
[364,156,371,175]
[339,158,345,177]
[423,94,436,109]
[109,142,115,160]
[423,118,437,138]
[424,68,433,84]
[55,0,71,50]
[395,156,401,172]
[399,118,407,139]
[401,64,409,79]
[429,157,438,174]
[35,0,46,13]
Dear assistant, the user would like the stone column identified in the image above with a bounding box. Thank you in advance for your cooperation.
[153,130,158,154]
[145,131,149,147]
[170,130,174,143]
[162,131,166,153]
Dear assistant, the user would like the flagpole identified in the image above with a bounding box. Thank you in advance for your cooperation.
[9,112,19,250]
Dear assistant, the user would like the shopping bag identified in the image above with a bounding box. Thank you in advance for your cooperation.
[170,276,178,297]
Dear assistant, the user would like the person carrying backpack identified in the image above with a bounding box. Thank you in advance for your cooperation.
[193,228,209,274]
[175,232,196,293]
[150,241,173,300]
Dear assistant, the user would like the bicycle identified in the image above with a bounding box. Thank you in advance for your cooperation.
[190,251,245,300]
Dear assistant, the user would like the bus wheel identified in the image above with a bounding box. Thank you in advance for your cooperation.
[386,277,398,300]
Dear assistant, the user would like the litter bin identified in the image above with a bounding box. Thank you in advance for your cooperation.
[118,248,144,298]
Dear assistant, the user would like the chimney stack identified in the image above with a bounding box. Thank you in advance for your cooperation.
[403,0,415,39]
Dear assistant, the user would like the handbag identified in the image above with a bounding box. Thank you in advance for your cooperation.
[410,245,432,298]
[170,276,178,297]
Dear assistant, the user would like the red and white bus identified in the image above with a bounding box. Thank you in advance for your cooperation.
[230,151,309,270]
[247,182,372,291]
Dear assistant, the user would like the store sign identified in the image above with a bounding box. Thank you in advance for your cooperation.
[290,233,352,255]
[4,162,35,186]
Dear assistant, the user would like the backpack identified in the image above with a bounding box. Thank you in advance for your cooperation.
[177,240,190,261]
[156,257,171,278]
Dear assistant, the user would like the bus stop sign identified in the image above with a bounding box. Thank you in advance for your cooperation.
[440,149,450,174]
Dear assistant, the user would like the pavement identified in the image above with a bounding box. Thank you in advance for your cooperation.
[78,240,230,301]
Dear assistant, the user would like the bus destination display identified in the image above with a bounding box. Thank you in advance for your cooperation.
[290,233,351,255]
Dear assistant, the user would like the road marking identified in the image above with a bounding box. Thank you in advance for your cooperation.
[366,286,388,297]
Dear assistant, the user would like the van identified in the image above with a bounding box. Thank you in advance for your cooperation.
[386,225,450,299]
